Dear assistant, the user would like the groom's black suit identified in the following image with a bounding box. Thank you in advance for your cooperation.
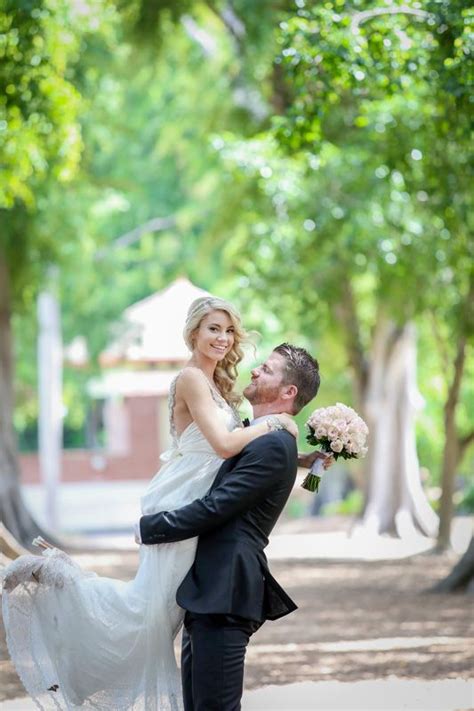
[140,429,298,711]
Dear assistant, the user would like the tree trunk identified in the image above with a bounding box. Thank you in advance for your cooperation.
[334,280,369,491]
[360,320,438,537]
[431,536,474,593]
[335,280,369,415]
[0,521,29,559]
[437,336,467,550]
[0,251,51,549]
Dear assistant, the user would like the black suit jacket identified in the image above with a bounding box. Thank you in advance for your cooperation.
[140,430,298,622]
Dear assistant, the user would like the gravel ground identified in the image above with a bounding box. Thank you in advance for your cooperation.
[1,530,472,706]
[245,555,473,689]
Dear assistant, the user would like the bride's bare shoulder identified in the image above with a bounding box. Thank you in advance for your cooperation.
[175,367,209,392]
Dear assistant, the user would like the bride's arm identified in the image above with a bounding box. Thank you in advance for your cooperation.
[139,433,293,544]
[176,368,295,459]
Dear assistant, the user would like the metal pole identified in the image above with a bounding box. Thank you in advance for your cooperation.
[37,269,63,530]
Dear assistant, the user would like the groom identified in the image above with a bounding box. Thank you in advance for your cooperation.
[139,343,321,711]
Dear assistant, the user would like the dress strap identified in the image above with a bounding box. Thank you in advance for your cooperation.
[169,367,242,434]
[190,369,243,429]
[168,376,179,442]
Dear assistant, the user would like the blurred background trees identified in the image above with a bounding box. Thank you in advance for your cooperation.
[1,0,472,550]
[0,0,92,541]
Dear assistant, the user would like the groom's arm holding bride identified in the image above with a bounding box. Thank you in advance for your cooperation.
[136,439,333,545]
[138,431,293,545]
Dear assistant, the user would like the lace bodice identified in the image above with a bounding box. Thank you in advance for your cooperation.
[140,371,241,515]
[167,371,241,451]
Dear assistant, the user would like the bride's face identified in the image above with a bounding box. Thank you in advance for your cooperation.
[193,309,235,362]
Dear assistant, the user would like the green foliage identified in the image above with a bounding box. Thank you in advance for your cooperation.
[120,0,290,49]
[457,481,474,514]
[0,0,117,309]
[274,0,472,143]
[0,0,85,209]
[322,489,364,517]
[269,0,473,316]
[7,0,281,443]
[218,0,470,321]
[4,0,472,487]
[210,0,473,483]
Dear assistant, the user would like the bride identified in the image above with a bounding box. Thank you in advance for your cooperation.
[2,296,296,711]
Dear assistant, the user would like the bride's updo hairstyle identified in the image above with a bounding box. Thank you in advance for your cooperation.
[184,296,247,407]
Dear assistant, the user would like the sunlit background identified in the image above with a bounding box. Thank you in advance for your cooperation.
[1,0,471,547]
[1,1,473,708]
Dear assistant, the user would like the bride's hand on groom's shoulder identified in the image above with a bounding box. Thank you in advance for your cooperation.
[275,414,299,439]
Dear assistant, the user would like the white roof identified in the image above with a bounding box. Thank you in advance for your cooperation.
[63,335,89,367]
[88,369,178,398]
[100,277,209,365]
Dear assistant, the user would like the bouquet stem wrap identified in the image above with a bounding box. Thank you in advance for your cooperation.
[301,457,325,493]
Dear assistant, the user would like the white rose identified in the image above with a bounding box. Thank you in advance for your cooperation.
[306,405,368,457]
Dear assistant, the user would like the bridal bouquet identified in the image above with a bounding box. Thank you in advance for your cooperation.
[301,403,369,493]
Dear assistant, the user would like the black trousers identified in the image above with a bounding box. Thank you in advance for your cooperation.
[181,612,261,711]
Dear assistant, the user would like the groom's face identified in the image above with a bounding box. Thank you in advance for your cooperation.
[243,352,287,405]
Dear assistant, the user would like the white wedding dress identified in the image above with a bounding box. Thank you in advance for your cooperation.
[2,378,240,710]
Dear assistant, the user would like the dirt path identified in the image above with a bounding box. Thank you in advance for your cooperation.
[245,555,472,689]
[1,546,472,704]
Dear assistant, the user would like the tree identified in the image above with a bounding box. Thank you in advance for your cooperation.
[212,0,473,537]
[11,0,279,430]
[1,0,286,543]
[0,0,104,544]
[431,536,474,593]
[436,275,474,548]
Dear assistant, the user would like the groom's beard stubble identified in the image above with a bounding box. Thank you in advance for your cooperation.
[243,382,281,406]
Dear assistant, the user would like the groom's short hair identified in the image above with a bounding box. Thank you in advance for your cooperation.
[273,343,320,414]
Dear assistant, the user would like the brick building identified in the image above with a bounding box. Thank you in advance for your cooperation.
[20,277,208,485]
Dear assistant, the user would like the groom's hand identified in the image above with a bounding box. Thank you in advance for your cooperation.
[298,450,334,470]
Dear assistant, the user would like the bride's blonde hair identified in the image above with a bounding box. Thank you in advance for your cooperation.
[183,296,247,407]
